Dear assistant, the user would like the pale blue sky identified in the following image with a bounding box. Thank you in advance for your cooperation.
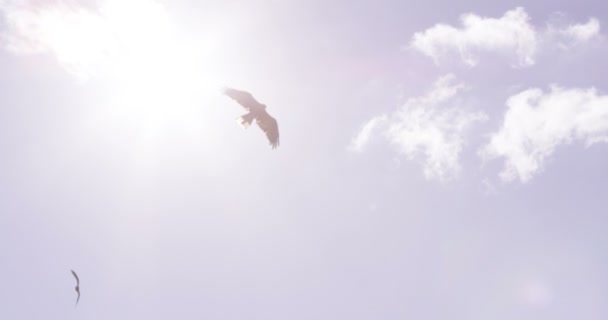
[1,0,608,319]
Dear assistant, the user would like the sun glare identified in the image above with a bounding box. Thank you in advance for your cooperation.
[12,0,225,123]
[99,0,222,114]
[5,0,239,173]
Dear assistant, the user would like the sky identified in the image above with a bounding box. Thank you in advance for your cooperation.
[1,0,608,319]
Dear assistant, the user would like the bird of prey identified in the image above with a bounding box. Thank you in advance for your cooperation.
[71,270,80,306]
[222,87,280,149]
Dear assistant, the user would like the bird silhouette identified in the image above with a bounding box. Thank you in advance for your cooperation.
[223,87,280,149]
[71,270,80,306]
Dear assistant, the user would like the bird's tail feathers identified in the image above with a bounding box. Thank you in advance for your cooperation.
[236,113,255,128]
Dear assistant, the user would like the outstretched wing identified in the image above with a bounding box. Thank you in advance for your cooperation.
[71,270,80,286]
[71,270,81,306]
[223,87,262,111]
[256,110,280,149]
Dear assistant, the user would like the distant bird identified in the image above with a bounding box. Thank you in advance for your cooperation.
[222,87,280,149]
[70,270,80,306]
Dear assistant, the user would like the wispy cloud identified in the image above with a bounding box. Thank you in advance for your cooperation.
[408,7,601,67]
[350,75,487,181]
[409,7,538,67]
[348,115,388,153]
[480,86,608,183]
[560,18,601,42]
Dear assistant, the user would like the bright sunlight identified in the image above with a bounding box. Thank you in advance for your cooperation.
[6,0,224,120]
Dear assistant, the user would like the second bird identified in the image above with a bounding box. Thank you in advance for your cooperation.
[71,270,80,306]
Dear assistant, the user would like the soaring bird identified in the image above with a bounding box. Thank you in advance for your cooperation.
[71,270,80,306]
[222,87,280,149]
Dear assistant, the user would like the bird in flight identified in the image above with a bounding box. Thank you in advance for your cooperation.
[71,270,80,306]
[222,87,280,149]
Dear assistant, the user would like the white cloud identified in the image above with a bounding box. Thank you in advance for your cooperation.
[409,7,538,67]
[350,75,487,181]
[348,115,388,153]
[481,86,608,182]
[561,18,600,42]
[409,7,602,67]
